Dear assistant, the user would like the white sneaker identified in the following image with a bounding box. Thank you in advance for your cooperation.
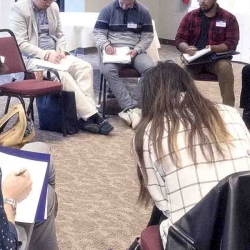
[118,108,141,129]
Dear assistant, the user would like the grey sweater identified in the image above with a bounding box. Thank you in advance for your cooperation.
[93,0,154,53]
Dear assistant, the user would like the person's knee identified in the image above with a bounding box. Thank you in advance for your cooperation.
[216,60,233,74]
[102,64,119,77]
[242,64,250,77]
[21,142,51,154]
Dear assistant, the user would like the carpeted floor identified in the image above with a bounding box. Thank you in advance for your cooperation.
[0,45,246,250]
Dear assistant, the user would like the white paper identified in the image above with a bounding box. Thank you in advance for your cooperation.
[0,56,5,63]
[103,46,131,64]
[183,47,211,63]
[0,152,48,223]
[33,58,72,71]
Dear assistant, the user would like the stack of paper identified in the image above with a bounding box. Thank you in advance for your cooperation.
[0,146,50,223]
[103,46,131,64]
[183,47,211,63]
[33,58,72,71]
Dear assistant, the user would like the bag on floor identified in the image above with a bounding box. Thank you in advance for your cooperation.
[0,104,35,147]
[36,91,79,135]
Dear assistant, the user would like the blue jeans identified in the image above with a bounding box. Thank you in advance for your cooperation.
[102,53,154,110]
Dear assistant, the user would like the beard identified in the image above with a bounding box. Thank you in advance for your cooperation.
[200,3,215,13]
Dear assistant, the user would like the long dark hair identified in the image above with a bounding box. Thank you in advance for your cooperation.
[134,61,232,205]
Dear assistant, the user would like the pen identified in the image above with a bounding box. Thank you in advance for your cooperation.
[16,169,26,177]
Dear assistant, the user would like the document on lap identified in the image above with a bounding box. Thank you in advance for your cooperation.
[0,147,49,223]
[183,47,211,63]
[33,58,73,71]
[103,46,131,64]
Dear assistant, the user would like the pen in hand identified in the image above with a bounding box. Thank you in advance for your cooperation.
[16,169,27,177]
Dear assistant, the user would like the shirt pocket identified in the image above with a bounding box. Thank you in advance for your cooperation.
[212,27,226,44]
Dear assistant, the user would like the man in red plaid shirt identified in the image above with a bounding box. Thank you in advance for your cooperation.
[175,0,239,107]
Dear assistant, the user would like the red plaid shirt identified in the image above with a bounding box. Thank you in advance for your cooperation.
[175,5,239,51]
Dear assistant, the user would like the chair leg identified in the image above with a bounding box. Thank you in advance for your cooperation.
[15,96,26,114]
[4,96,11,114]
[27,97,35,121]
[74,48,78,57]
[60,92,67,137]
[98,74,104,105]
[102,79,107,119]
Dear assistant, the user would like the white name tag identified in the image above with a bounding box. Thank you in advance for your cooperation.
[216,21,226,28]
[41,24,49,30]
[127,23,137,29]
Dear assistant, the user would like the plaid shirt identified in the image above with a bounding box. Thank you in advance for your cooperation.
[175,5,239,51]
[140,104,250,249]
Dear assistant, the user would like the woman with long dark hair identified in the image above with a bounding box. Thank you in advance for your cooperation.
[134,61,250,248]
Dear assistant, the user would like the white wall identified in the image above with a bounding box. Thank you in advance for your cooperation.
[0,0,14,29]
[65,0,85,12]
[158,0,188,40]
[84,0,189,40]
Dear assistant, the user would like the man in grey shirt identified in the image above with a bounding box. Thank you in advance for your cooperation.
[93,0,154,129]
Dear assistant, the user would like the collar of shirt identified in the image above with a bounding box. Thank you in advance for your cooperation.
[115,0,138,10]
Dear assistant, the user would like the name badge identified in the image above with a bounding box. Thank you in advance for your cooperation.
[41,24,49,30]
[216,21,226,28]
[127,23,137,29]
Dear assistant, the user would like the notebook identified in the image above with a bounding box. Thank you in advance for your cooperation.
[0,146,50,223]
[33,58,72,71]
[103,47,131,64]
[183,50,240,65]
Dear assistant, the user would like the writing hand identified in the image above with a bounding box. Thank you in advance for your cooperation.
[2,170,32,203]
[47,51,63,64]
[105,45,116,55]
[185,46,197,56]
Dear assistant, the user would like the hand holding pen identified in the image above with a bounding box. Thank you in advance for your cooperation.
[2,169,32,203]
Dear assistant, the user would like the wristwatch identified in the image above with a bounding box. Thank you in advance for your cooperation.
[3,198,17,216]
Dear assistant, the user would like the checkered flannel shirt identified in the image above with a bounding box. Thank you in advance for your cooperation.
[175,5,239,51]
[141,104,250,249]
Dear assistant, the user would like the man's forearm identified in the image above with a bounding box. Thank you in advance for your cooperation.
[93,29,110,50]
[210,43,228,53]
[134,33,154,53]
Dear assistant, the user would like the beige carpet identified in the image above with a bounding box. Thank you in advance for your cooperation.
[0,45,246,250]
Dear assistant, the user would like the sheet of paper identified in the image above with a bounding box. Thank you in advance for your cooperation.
[0,152,48,223]
[0,56,5,63]
[103,46,131,64]
[183,47,211,63]
[33,58,72,71]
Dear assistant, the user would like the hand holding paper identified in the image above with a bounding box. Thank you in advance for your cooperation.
[103,46,131,64]
[0,150,49,223]
[183,46,212,63]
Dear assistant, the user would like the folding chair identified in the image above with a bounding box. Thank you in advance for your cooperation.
[0,29,66,136]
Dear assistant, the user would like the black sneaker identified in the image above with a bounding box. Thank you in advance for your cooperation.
[243,109,250,129]
[78,118,101,134]
[98,120,114,135]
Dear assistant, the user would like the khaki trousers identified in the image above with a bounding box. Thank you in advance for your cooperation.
[181,59,235,107]
[57,55,97,120]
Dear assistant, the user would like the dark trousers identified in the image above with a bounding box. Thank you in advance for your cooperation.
[240,64,250,109]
